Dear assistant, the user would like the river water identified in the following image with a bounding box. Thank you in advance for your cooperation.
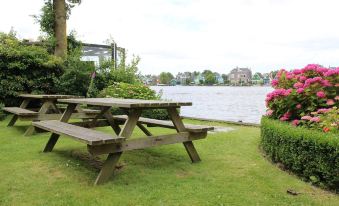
[151,86,273,124]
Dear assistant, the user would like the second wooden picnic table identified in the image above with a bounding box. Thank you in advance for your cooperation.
[3,94,99,135]
[33,98,213,185]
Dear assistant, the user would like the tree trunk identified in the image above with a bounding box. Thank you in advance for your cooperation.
[53,0,67,58]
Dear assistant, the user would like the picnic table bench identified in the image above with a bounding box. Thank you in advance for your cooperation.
[32,98,213,185]
[3,94,100,136]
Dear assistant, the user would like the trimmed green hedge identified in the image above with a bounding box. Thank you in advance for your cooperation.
[260,116,339,191]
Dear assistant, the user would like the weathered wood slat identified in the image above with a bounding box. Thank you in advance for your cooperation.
[3,107,38,116]
[19,113,98,121]
[82,108,101,114]
[33,120,125,145]
[112,115,214,132]
[58,98,192,108]
[19,94,82,99]
[88,131,207,156]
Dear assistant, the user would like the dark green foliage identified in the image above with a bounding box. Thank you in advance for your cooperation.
[202,70,216,85]
[159,72,174,85]
[53,35,95,97]
[54,56,94,96]
[99,83,170,120]
[0,33,63,106]
[205,73,216,85]
[260,116,339,191]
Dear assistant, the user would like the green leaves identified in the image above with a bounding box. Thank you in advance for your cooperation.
[99,83,169,120]
[0,32,63,106]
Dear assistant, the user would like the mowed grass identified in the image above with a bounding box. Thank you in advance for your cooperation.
[0,117,338,206]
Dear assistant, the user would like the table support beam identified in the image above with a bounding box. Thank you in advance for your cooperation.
[167,107,201,163]
[137,123,152,136]
[88,132,206,156]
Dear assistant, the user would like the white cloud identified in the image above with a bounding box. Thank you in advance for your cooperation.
[1,0,339,74]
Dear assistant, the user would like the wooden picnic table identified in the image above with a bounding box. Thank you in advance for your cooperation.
[32,98,213,185]
[3,94,99,136]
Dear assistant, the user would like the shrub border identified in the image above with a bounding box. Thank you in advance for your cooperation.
[260,116,338,191]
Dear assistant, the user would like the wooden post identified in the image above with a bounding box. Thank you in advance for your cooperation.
[43,103,77,152]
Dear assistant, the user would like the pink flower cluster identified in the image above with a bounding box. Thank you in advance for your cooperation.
[280,112,291,121]
[266,64,338,131]
[324,67,339,76]
[317,108,332,113]
[303,77,332,88]
[265,88,292,105]
[301,116,320,122]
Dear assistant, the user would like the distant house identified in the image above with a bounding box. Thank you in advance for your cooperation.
[262,73,271,85]
[215,73,224,84]
[176,73,189,85]
[194,74,205,84]
[229,67,252,85]
[140,75,157,85]
[169,79,177,86]
[252,72,264,85]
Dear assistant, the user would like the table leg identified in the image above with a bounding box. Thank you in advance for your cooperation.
[167,107,201,163]
[24,100,55,136]
[88,107,111,128]
[94,152,122,185]
[7,99,31,127]
[43,103,77,152]
[50,102,62,114]
[119,109,142,137]
[94,108,141,185]
[137,123,152,136]
[102,109,121,135]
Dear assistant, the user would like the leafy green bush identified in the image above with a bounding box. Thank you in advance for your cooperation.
[94,55,141,93]
[54,57,94,96]
[260,116,339,191]
[0,32,63,106]
[99,82,160,100]
[99,82,170,120]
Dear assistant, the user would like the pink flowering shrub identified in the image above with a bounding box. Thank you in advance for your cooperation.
[265,64,339,133]
[298,107,339,132]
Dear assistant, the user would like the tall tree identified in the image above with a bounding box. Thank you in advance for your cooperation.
[53,0,67,58]
[35,0,81,58]
[159,72,174,84]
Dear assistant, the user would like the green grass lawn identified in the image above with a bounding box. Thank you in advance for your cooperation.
[0,117,338,206]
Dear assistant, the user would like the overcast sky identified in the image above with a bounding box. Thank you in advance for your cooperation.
[1,0,339,74]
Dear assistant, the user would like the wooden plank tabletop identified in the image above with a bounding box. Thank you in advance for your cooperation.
[19,94,82,99]
[58,98,192,108]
